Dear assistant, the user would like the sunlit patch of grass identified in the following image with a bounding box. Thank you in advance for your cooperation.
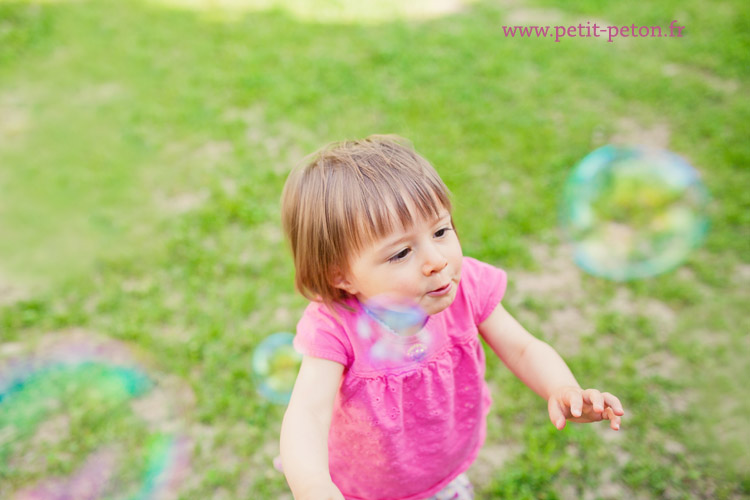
[145,0,475,23]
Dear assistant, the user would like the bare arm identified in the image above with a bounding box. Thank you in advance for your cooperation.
[280,355,345,499]
[479,303,624,430]
[478,303,579,399]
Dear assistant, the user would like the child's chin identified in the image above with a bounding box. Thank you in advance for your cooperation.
[424,291,457,316]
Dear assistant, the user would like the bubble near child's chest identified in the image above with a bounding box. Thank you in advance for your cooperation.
[367,336,432,368]
[357,296,434,367]
[361,295,428,336]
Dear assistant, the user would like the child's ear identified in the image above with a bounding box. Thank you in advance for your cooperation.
[330,267,357,295]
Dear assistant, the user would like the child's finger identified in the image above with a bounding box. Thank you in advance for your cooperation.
[602,392,625,416]
[583,388,605,413]
[562,388,583,417]
[548,398,567,430]
[604,407,621,430]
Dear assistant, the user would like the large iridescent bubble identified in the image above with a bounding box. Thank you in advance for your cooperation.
[252,332,302,405]
[0,334,191,500]
[560,145,710,281]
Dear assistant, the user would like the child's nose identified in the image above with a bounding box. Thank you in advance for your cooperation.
[422,247,448,276]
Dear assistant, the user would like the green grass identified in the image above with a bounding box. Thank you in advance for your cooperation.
[1,0,748,498]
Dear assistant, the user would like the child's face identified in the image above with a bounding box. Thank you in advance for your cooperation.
[335,207,463,317]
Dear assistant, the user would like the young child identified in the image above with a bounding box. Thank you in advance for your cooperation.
[279,135,624,500]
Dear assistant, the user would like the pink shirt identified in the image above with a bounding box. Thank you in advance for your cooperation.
[294,257,507,500]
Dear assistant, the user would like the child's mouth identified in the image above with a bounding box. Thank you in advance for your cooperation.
[427,282,452,296]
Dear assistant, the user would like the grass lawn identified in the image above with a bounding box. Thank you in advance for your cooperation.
[0,0,748,498]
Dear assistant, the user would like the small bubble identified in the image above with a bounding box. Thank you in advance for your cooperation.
[406,343,427,362]
[251,332,302,405]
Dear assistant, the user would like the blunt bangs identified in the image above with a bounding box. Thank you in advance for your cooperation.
[333,162,451,258]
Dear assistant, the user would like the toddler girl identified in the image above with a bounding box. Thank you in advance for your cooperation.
[279,135,624,500]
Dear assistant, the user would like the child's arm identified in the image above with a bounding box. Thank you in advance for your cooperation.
[478,303,624,430]
[280,355,345,500]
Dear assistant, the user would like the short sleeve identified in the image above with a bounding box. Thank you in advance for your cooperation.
[293,302,353,368]
[461,257,508,325]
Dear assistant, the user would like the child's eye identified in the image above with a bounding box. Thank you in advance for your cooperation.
[389,248,411,262]
[434,227,451,238]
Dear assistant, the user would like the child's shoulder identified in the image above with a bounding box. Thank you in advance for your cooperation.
[454,256,508,324]
[459,256,507,287]
[461,255,496,269]
[299,297,359,332]
[295,299,357,366]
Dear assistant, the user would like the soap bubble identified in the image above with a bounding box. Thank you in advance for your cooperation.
[358,295,432,367]
[252,332,302,405]
[0,334,191,500]
[406,343,427,362]
[560,145,710,281]
[361,295,427,336]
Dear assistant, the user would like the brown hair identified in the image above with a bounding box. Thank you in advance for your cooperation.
[281,135,452,308]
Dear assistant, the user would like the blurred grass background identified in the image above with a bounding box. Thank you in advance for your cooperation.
[0,0,748,498]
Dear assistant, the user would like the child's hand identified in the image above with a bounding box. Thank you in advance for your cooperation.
[548,386,624,431]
